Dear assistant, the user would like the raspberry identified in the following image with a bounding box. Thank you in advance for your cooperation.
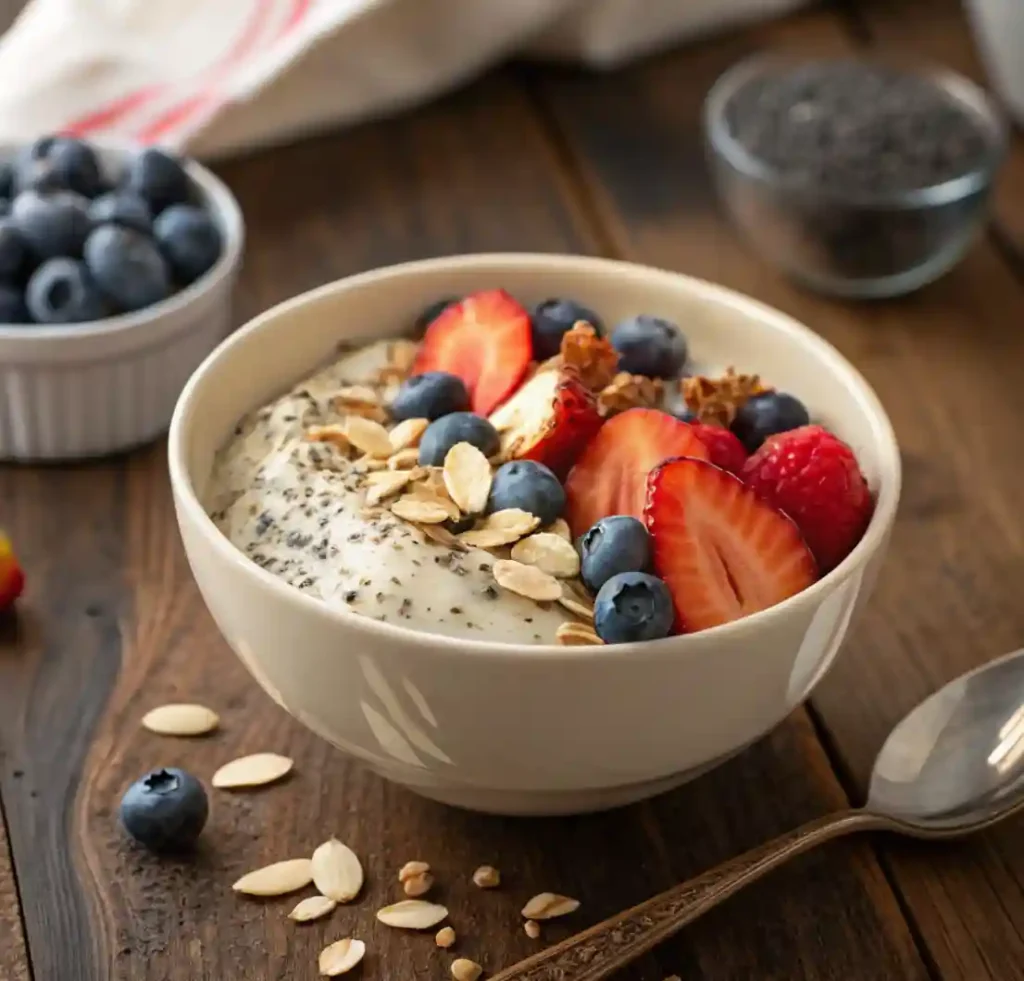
[741,425,872,572]
[690,422,747,475]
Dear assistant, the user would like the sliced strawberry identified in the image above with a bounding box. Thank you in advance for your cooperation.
[564,408,709,537]
[411,289,532,416]
[489,366,603,478]
[645,457,817,633]
[0,532,25,611]
[690,422,747,475]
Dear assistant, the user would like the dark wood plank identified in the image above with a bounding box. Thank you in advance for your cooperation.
[1,66,925,980]
[533,7,1024,979]
[0,805,30,981]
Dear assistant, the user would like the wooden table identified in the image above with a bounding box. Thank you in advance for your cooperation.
[3,1,1024,978]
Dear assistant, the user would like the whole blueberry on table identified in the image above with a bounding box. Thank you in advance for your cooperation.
[120,767,208,852]
[125,147,192,214]
[153,204,222,284]
[14,137,103,197]
[610,315,688,378]
[593,571,675,643]
[12,190,92,260]
[0,283,29,323]
[84,224,171,312]
[391,371,470,421]
[27,258,109,324]
[730,391,810,453]
[487,459,565,527]
[530,297,603,359]
[0,218,29,281]
[579,515,652,593]
[88,191,153,234]
[418,412,500,467]
[414,295,459,335]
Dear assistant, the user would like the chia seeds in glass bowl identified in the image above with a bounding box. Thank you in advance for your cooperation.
[704,56,1007,298]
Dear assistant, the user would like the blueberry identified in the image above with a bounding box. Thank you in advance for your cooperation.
[418,412,500,467]
[153,204,221,284]
[12,190,91,260]
[593,571,674,643]
[414,295,458,335]
[487,460,565,527]
[0,198,10,218]
[0,162,12,199]
[26,258,109,324]
[391,371,469,421]
[120,767,208,853]
[0,219,29,281]
[579,515,652,593]
[610,315,688,378]
[531,297,603,359]
[89,191,153,234]
[84,224,171,312]
[14,137,103,197]
[0,284,29,323]
[125,148,192,214]
[730,391,810,452]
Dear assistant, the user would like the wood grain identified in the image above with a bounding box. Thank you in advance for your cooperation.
[0,805,29,981]
[533,7,1024,979]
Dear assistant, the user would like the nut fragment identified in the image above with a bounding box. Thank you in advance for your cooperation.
[556,621,603,646]
[403,872,434,897]
[334,385,381,410]
[389,417,429,452]
[472,865,500,889]
[289,895,338,922]
[233,858,314,896]
[458,510,540,549]
[141,703,219,736]
[318,938,366,976]
[451,958,483,981]
[558,593,594,621]
[376,899,449,930]
[398,860,431,883]
[443,442,493,515]
[311,838,364,903]
[391,496,452,524]
[524,920,541,939]
[364,469,417,506]
[213,752,293,789]
[343,415,394,458]
[521,893,580,920]
[510,533,580,579]
[386,339,419,376]
[493,559,563,603]
[435,926,457,948]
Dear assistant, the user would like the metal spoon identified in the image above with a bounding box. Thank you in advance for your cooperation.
[493,648,1024,981]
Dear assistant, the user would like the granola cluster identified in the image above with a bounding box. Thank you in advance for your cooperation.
[681,367,769,426]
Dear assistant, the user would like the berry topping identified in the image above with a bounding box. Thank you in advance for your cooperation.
[0,218,29,281]
[88,192,153,234]
[564,407,708,537]
[126,148,192,214]
[84,224,171,312]
[418,412,500,467]
[14,137,103,197]
[411,289,532,416]
[578,515,652,593]
[12,190,91,260]
[120,767,209,853]
[488,366,603,478]
[645,457,817,633]
[391,371,470,421]
[730,391,809,452]
[153,204,222,285]
[741,425,872,572]
[593,571,675,643]
[530,297,603,360]
[689,422,748,475]
[0,283,28,323]
[0,531,25,610]
[610,315,688,378]
[26,258,109,324]
[487,460,565,527]
[414,296,459,335]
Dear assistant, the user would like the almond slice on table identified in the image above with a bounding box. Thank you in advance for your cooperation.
[233,858,314,896]
[510,533,580,579]
[443,442,493,514]
[458,510,540,549]
[141,703,219,736]
[289,895,338,922]
[343,416,394,458]
[492,559,563,602]
[311,838,364,903]
[472,865,501,888]
[376,899,449,930]
[451,958,483,981]
[319,938,366,976]
[521,892,580,920]
[213,752,293,789]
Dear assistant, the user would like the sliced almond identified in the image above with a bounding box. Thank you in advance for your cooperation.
[343,416,394,458]
[335,384,380,405]
[319,938,366,976]
[233,858,313,896]
[405,484,461,520]
[521,893,580,920]
[351,455,388,473]
[389,417,429,452]
[213,752,293,789]
[306,425,352,453]
[524,920,541,939]
[544,517,573,541]
[417,523,469,551]
[451,958,483,981]
[458,510,540,549]
[289,895,338,922]
[443,442,493,515]
[556,621,603,646]
[311,838,364,903]
[376,899,449,930]
[435,926,456,949]
[391,496,452,524]
[472,865,500,889]
[558,593,595,621]
[493,559,563,603]
[141,703,219,736]
[364,469,417,506]
[388,448,422,470]
[387,339,419,375]
[510,533,580,579]
[403,872,434,897]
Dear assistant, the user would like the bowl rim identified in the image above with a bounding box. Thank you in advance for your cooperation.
[168,252,903,663]
[0,142,244,343]
[704,52,1008,209]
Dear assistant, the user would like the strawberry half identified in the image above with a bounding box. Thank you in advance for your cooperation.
[411,289,532,416]
[0,532,25,611]
[645,458,817,633]
[564,408,709,537]
[489,366,603,478]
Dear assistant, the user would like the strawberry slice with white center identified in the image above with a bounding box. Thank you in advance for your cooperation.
[564,408,709,537]
[411,289,532,416]
[489,366,603,478]
[645,457,817,633]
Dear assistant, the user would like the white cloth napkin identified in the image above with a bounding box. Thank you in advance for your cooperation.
[0,0,807,160]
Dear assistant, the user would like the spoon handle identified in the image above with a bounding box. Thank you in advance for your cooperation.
[492,809,884,981]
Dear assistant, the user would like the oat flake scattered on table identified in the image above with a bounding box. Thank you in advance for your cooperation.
[140,703,219,736]
[233,858,314,896]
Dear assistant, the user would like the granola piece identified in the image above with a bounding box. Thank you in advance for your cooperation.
[598,372,664,417]
[559,322,619,393]
[681,367,769,427]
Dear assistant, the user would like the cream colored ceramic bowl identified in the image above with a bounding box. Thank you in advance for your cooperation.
[169,254,901,816]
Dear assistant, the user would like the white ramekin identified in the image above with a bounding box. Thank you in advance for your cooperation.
[0,147,244,461]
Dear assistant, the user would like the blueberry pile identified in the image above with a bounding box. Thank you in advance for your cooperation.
[0,136,222,325]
